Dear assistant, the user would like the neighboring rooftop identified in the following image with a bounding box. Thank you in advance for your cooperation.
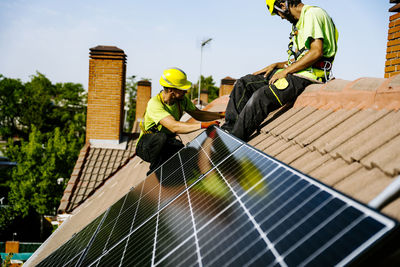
[58,134,138,213]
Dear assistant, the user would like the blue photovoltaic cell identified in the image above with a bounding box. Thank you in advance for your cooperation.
[37,127,398,267]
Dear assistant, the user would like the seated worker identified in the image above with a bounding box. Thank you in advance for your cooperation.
[136,67,224,175]
[222,0,338,141]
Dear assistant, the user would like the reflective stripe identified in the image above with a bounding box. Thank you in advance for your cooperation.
[161,74,175,87]
[269,85,283,106]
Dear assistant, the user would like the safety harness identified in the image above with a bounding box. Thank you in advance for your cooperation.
[139,92,183,135]
[286,7,338,83]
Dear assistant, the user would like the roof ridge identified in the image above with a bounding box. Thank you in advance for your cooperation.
[294,76,400,111]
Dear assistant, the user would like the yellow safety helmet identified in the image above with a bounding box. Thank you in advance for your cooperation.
[159,67,192,90]
[266,0,277,15]
[266,0,287,16]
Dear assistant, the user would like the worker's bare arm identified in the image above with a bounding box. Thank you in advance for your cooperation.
[253,61,287,76]
[159,115,200,134]
[269,38,323,84]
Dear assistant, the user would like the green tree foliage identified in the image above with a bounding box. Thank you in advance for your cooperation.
[188,75,219,103]
[125,75,137,133]
[0,72,86,241]
[1,126,82,221]
[0,75,25,138]
[0,72,86,140]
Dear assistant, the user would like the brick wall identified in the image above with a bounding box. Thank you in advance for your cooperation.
[200,90,209,105]
[135,80,151,121]
[86,46,126,143]
[219,76,236,97]
[386,1,400,78]
[5,241,19,253]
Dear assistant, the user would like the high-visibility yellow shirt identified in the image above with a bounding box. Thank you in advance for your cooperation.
[289,5,339,80]
[139,92,196,140]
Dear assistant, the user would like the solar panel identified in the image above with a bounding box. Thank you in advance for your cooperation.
[37,126,398,267]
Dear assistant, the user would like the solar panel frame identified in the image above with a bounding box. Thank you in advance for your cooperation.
[36,126,399,267]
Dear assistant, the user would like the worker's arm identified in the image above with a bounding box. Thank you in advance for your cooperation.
[159,115,202,134]
[186,109,224,121]
[253,61,287,76]
[269,38,324,84]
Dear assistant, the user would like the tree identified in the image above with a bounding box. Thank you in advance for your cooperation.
[188,75,219,104]
[0,125,83,240]
[0,72,86,241]
[0,75,25,138]
[125,75,137,133]
[0,72,86,140]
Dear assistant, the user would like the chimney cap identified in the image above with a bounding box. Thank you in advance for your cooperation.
[90,45,124,53]
[137,80,152,86]
[221,76,236,85]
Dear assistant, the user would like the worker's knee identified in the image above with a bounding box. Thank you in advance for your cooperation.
[136,132,168,163]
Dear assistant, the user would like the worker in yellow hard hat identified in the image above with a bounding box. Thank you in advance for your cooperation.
[222,0,338,141]
[136,67,224,175]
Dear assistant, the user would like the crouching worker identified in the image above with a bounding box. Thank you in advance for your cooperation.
[136,67,224,175]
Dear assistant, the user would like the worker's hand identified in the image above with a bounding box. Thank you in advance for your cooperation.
[253,63,277,77]
[201,120,220,129]
[218,111,225,119]
[269,69,288,85]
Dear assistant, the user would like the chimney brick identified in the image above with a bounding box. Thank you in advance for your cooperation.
[135,80,151,121]
[219,76,236,97]
[6,241,19,253]
[86,46,127,146]
[386,2,400,78]
[200,90,209,105]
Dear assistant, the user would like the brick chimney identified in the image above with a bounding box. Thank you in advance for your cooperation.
[132,80,151,133]
[5,241,19,254]
[87,45,127,149]
[385,1,400,78]
[219,76,236,97]
[200,89,209,105]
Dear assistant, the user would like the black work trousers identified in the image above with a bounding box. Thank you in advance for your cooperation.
[135,132,184,176]
[224,72,313,141]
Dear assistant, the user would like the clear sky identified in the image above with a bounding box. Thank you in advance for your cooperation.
[0,0,391,96]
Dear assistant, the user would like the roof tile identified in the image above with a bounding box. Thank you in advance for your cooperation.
[382,197,400,222]
[262,105,301,133]
[263,137,290,157]
[294,109,358,148]
[319,161,362,186]
[290,150,331,173]
[58,134,138,213]
[274,144,308,164]
[308,158,348,185]
[331,110,400,163]
[256,135,279,151]
[361,134,400,176]
[267,107,317,137]
[316,109,389,153]
[247,133,267,147]
[283,109,333,141]
[334,168,393,203]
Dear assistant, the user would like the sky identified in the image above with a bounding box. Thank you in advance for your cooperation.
[0,0,392,96]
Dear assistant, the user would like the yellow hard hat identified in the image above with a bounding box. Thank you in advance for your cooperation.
[266,0,277,15]
[159,68,192,90]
